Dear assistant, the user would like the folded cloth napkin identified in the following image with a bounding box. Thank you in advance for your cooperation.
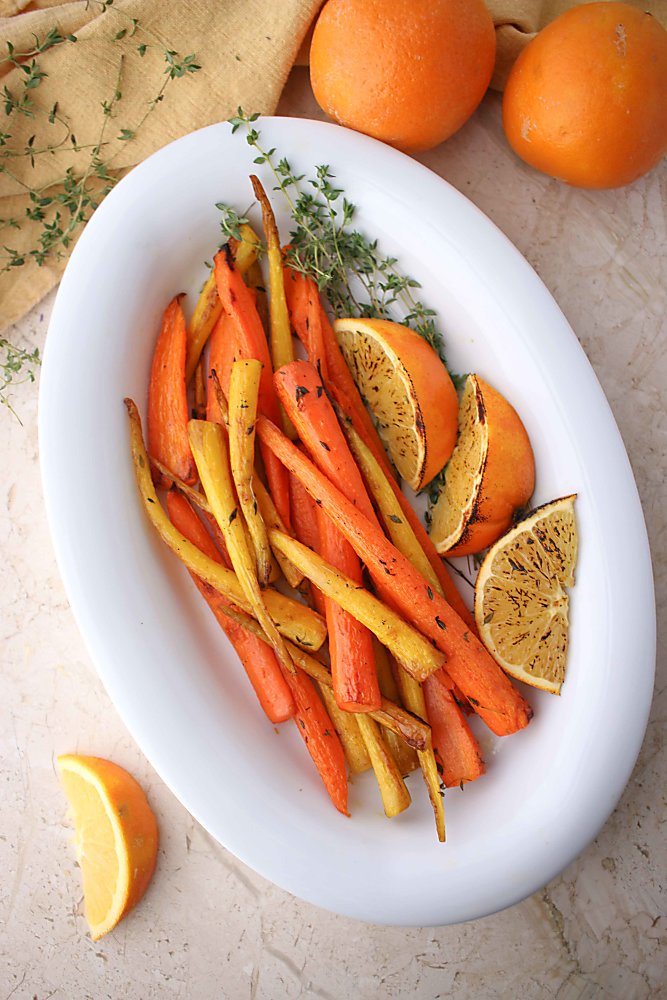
[1,0,666,333]
[0,0,322,332]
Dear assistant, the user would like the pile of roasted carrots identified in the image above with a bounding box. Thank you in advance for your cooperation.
[125,176,533,841]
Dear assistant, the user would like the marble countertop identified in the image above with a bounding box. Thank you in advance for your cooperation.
[2,70,665,999]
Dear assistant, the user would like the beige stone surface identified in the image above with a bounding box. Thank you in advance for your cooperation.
[1,71,665,999]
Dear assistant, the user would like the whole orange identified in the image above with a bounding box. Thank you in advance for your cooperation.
[502,2,667,188]
[309,0,496,153]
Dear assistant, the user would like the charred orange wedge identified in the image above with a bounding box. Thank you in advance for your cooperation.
[333,318,459,491]
[429,374,535,556]
[474,495,578,695]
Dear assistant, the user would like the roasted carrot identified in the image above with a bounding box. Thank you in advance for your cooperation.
[270,530,444,683]
[283,266,329,380]
[288,465,327,617]
[188,419,294,676]
[253,478,304,589]
[372,642,419,777]
[244,258,270,336]
[344,421,475,717]
[147,296,196,488]
[251,176,297,440]
[214,600,432,752]
[185,223,262,383]
[311,299,477,632]
[166,490,295,724]
[228,359,274,588]
[390,654,445,841]
[316,507,381,712]
[125,399,326,650]
[423,672,485,787]
[274,359,376,521]
[169,489,347,813]
[251,178,294,371]
[355,714,411,818]
[274,363,474,764]
[276,664,349,815]
[214,246,291,529]
[206,311,238,424]
[275,360,383,710]
[317,683,371,774]
[257,416,533,737]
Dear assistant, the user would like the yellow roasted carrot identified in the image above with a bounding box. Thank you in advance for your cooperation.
[250,175,297,439]
[188,419,295,674]
[269,529,445,682]
[253,478,304,589]
[373,640,419,777]
[346,424,485,789]
[345,423,440,590]
[393,659,445,842]
[317,683,371,775]
[355,714,412,818]
[124,399,326,650]
[185,223,262,383]
[212,600,431,751]
[228,360,274,588]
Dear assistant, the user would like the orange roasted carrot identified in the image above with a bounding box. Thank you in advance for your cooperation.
[282,665,349,816]
[284,267,329,381]
[289,468,327,618]
[284,269,478,630]
[274,360,376,521]
[256,415,533,738]
[147,296,196,488]
[295,295,476,632]
[275,361,381,713]
[165,490,295,724]
[214,246,291,529]
[423,671,485,787]
[206,310,238,423]
[316,507,381,713]
[169,490,347,812]
[276,361,475,740]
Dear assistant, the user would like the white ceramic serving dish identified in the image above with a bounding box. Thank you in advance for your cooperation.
[39,117,655,926]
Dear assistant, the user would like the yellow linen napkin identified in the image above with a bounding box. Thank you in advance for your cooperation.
[2,0,666,334]
[0,0,322,332]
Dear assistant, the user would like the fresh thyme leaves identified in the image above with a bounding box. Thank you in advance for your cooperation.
[0,4,201,418]
[0,337,40,421]
[224,109,452,366]
[0,6,201,275]
[216,203,250,244]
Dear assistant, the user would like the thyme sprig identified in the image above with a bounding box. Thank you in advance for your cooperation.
[0,15,200,271]
[0,337,40,420]
[0,2,201,417]
[227,109,452,366]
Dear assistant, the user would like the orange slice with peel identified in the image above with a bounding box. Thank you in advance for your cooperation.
[429,374,535,556]
[333,317,459,490]
[58,754,158,940]
[474,495,578,695]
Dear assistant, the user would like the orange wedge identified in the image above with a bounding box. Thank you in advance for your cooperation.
[429,374,535,556]
[333,317,459,491]
[58,754,158,941]
[474,495,578,694]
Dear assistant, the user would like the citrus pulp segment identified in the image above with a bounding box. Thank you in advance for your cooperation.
[474,495,578,695]
[333,317,458,491]
[429,374,535,556]
[58,754,158,940]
